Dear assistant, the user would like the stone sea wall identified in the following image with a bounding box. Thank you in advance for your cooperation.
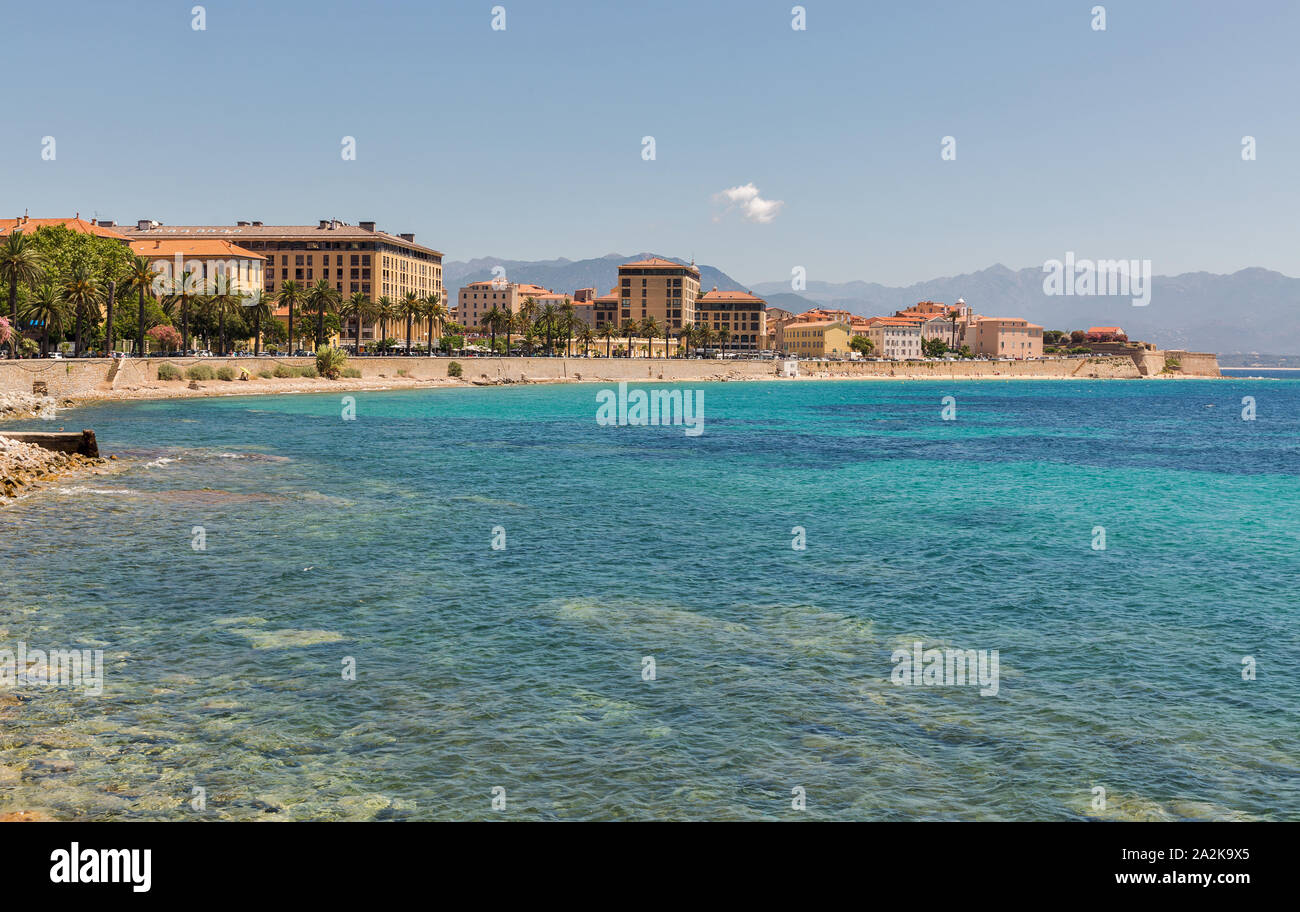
[0,350,1221,399]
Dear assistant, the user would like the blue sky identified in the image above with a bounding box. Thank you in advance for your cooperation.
[4,0,1297,286]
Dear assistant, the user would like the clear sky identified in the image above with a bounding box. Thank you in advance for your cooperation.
[4,0,1297,286]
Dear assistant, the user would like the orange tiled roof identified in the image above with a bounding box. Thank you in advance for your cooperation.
[0,216,129,240]
[129,238,265,260]
[698,289,765,303]
[1087,326,1123,333]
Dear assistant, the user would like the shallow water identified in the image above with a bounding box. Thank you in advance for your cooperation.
[1,378,1297,820]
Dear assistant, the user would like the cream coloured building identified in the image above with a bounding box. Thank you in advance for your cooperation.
[778,320,851,358]
[618,257,700,331]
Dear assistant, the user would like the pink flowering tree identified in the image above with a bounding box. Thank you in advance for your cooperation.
[147,324,182,354]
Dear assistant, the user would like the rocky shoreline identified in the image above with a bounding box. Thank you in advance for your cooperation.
[0,432,110,502]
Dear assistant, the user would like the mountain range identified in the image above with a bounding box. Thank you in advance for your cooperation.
[441,255,1300,356]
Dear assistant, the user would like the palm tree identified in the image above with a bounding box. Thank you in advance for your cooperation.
[399,291,421,353]
[62,264,102,357]
[511,311,530,355]
[275,280,304,354]
[245,291,274,355]
[207,273,244,355]
[680,322,694,358]
[620,319,637,358]
[122,255,159,357]
[664,322,675,359]
[696,324,716,357]
[482,305,503,355]
[23,281,67,357]
[576,325,594,357]
[373,295,393,348]
[424,293,444,355]
[560,298,575,356]
[0,230,43,358]
[521,326,540,355]
[718,326,731,353]
[340,291,369,354]
[519,295,538,328]
[537,301,559,355]
[162,270,199,353]
[599,323,619,358]
[641,316,661,359]
[307,279,339,349]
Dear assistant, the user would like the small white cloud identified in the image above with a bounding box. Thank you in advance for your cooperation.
[713,182,783,224]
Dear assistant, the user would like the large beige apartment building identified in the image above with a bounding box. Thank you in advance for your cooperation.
[695,288,768,352]
[117,219,444,347]
[456,281,555,330]
[972,317,1044,358]
[616,257,700,332]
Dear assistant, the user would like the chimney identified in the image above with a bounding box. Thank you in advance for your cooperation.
[359,221,376,232]
[236,220,250,226]
[252,221,263,227]
[400,233,415,242]
[319,220,329,229]
[137,219,154,230]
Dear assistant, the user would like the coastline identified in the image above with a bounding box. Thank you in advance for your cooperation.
[0,352,1226,413]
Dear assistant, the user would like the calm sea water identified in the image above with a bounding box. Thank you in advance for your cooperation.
[1,377,1297,820]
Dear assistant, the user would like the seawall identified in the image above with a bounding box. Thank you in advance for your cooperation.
[0,350,1222,401]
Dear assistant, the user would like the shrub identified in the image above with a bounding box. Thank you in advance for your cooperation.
[297,365,319,379]
[185,364,216,381]
[258,369,275,379]
[447,361,463,377]
[216,366,236,381]
[273,364,295,378]
[315,344,347,380]
[1163,357,1181,373]
[342,367,362,378]
[157,362,183,381]
[396,368,409,377]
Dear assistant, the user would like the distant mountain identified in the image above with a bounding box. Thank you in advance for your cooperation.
[751,265,1300,354]
[442,253,749,303]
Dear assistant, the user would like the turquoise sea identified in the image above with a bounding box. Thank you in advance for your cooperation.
[1,377,1297,820]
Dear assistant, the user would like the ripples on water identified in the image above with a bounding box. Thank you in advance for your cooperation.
[0,379,1297,820]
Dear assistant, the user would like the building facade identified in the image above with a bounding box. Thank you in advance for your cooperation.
[864,318,923,359]
[617,257,700,332]
[117,219,443,348]
[778,320,851,358]
[973,318,1044,358]
[694,288,768,352]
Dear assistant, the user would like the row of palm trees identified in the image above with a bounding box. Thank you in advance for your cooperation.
[271,281,450,355]
[473,294,737,358]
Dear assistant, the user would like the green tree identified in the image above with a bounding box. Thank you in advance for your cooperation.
[0,230,43,358]
[850,335,875,356]
[482,305,503,354]
[339,291,369,354]
[425,293,446,355]
[121,255,160,357]
[599,322,618,358]
[306,280,339,348]
[399,290,420,353]
[22,281,67,356]
[62,263,102,356]
[275,280,304,353]
[246,291,274,355]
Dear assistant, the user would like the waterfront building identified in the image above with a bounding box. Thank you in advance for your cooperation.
[127,237,265,300]
[973,317,1044,358]
[617,257,700,332]
[778,320,851,358]
[863,317,923,359]
[1,215,130,241]
[457,281,553,331]
[695,288,768,352]
[117,219,443,348]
